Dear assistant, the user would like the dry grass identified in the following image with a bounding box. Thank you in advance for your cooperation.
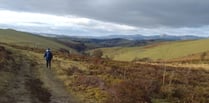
[5,44,209,103]
[49,52,209,103]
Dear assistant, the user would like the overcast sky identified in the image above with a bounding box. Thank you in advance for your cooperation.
[0,0,209,37]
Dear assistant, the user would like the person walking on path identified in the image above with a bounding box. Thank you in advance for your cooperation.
[44,48,53,69]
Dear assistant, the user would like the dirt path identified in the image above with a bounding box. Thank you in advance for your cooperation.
[35,60,77,103]
[0,46,78,103]
[0,52,45,103]
[26,50,79,103]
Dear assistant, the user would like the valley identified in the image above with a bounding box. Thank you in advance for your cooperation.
[0,29,209,103]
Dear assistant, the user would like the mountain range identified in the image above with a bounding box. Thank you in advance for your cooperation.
[96,34,204,40]
[35,31,204,41]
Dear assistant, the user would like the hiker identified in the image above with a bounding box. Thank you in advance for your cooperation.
[44,48,53,69]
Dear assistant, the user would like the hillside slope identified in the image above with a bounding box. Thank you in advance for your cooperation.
[0,29,75,51]
[95,38,209,61]
[1,43,209,103]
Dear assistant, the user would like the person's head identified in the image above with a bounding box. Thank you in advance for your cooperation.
[46,48,51,52]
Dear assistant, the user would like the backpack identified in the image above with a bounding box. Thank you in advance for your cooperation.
[45,51,53,60]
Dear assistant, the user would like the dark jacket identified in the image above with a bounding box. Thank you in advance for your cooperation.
[44,51,53,61]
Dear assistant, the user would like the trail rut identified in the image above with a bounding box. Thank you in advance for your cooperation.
[0,46,77,103]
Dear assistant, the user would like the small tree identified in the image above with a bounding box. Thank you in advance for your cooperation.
[200,52,207,61]
[92,50,103,58]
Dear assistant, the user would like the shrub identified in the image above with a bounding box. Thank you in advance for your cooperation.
[132,57,152,62]
[107,79,160,103]
[200,52,207,61]
[92,50,103,58]
[74,75,104,88]
[65,66,83,76]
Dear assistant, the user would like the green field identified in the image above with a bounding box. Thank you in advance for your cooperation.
[95,39,209,61]
[0,29,74,51]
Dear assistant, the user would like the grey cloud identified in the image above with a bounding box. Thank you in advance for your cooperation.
[1,0,209,28]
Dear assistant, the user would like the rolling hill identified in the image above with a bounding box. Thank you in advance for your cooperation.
[2,28,208,62]
[54,35,168,51]
[0,29,75,52]
[92,38,209,61]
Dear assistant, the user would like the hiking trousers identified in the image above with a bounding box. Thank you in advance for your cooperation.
[46,60,51,69]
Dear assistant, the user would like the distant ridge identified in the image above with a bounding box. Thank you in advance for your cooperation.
[97,34,204,40]
[3,28,204,41]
